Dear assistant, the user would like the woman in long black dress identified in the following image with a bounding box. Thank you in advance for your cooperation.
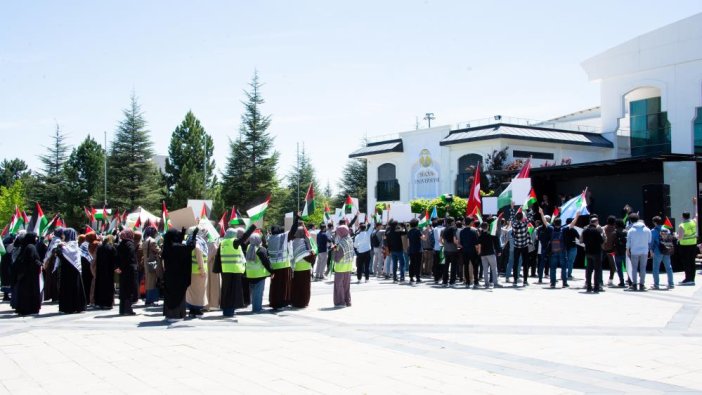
[1,234,15,302]
[54,228,87,314]
[116,229,139,316]
[162,228,194,320]
[14,232,43,316]
[94,236,118,309]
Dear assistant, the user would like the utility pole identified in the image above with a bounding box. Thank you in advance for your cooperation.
[203,134,207,198]
[424,112,435,128]
[296,142,301,212]
[104,131,108,206]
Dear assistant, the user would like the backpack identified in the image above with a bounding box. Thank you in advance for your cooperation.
[659,234,675,256]
[370,230,380,248]
[550,227,563,253]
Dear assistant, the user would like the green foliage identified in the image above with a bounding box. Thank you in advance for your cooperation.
[408,196,467,218]
[334,158,367,212]
[282,147,318,216]
[0,158,31,187]
[222,71,280,211]
[0,180,26,225]
[262,184,288,228]
[485,146,510,192]
[164,111,215,208]
[63,135,105,225]
[107,94,164,211]
[36,124,69,214]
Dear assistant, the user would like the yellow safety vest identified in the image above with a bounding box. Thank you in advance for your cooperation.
[680,220,698,246]
[270,259,291,270]
[220,238,245,274]
[191,249,208,274]
[246,248,270,279]
[334,259,353,273]
[294,258,312,272]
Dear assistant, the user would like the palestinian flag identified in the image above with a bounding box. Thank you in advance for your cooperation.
[301,183,315,219]
[303,226,318,255]
[497,158,531,210]
[551,207,560,224]
[324,202,331,222]
[522,188,537,211]
[229,206,245,226]
[0,238,5,255]
[55,216,65,228]
[10,206,25,233]
[418,209,430,229]
[527,222,535,235]
[161,201,170,230]
[94,207,111,221]
[133,216,142,231]
[1,223,9,238]
[84,206,95,222]
[489,213,504,236]
[85,225,96,234]
[218,210,228,237]
[200,202,208,220]
[33,202,49,236]
[41,215,59,237]
[345,195,354,214]
[663,217,674,230]
[121,210,129,225]
[247,196,271,223]
[470,206,483,224]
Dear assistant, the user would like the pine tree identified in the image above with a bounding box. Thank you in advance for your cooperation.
[37,124,69,214]
[0,159,31,187]
[282,147,319,215]
[222,71,280,211]
[164,111,215,208]
[107,94,164,211]
[63,135,105,225]
[335,158,367,212]
[323,180,333,199]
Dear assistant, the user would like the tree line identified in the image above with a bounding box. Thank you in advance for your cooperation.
[0,72,367,229]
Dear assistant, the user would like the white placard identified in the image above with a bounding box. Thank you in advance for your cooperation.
[187,199,213,218]
[284,212,294,232]
[482,197,498,215]
[511,178,532,205]
[387,202,413,223]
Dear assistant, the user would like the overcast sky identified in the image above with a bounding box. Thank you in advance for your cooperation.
[2,1,701,193]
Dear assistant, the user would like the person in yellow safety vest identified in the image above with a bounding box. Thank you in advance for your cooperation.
[332,215,358,308]
[677,197,698,286]
[213,225,257,318]
[291,222,315,308]
[267,217,298,310]
[244,232,273,313]
[185,227,209,317]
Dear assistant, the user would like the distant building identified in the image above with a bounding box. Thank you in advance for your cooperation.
[350,13,702,225]
[153,154,167,173]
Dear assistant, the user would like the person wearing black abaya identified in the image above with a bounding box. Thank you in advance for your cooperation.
[1,235,16,302]
[94,236,118,309]
[162,228,194,320]
[43,228,64,302]
[54,228,87,314]
[14,232,43,316]
[116,229,139,316]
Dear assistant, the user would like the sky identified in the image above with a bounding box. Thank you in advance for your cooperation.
[2,1,702,194]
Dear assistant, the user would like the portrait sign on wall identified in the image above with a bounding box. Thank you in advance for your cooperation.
[411,148,441,199]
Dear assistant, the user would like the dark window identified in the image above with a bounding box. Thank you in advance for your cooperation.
[629,97,671,156]
[513,150,554,160]
[378,163,396,181]
[376,180,400,201]
[456,154,482,197]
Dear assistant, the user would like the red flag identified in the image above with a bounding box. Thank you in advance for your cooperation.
[21,210,29,224]
[102,206,108,222]
[517,158,531,179]
[55,216,65,228]
[121,210,129,224]
[134,216,142,230]
[200,202,208,219]
[0,224,8,237]
[86,225,95,233]
[218,210,228,237]
[465,162,481,216]
[229,206,238,223]
[552,207,560,218]
[663,217,674,230]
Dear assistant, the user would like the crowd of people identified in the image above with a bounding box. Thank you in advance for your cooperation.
[1,197,699,319]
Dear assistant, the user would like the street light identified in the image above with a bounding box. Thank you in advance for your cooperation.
[424,112,435,128]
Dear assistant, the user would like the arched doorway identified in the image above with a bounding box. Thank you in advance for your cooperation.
[456,154,482,197]
[377,163,400,201]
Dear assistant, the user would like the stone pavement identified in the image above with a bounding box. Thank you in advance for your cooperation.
[1,269,701,394]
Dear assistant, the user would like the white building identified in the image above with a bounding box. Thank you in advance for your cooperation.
[350,13,702,223]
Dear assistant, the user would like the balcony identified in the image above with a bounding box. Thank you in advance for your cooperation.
[376,179,400,202]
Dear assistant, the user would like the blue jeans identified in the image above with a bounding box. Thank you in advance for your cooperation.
[391,251,406,280]
[538,253,548,281]
[549,251,567,285]
[145,288,159,305]
[652,252,674,287]
[250,279,265,313]
[566,247,577,277]
[505,245,516,279]
[613,254,626,284]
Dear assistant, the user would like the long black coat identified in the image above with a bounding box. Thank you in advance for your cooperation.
[94,242,118,308]
[14,234,43,315]
[116,239,139,303]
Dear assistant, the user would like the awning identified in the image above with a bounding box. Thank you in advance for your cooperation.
[349,139,403,158]
[440,124,613,148]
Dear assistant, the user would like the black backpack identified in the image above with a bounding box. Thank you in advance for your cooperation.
[371,230,380,248]
[550,227,563,253]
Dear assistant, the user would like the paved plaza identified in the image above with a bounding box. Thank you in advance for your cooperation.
[1,269,701,394]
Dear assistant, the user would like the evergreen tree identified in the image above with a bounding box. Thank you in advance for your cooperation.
[0,179,26,224]
[107,94,164,211]
[222,72,280,211]
[0,158,31,187]
[164,111,215,208]
[282,147,319,216]
[323,180,333,199]
[63,135,105,225]
[334,158,367,212]
[36,124,69,213]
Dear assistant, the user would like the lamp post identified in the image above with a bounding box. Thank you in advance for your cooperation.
[424,112,435,128]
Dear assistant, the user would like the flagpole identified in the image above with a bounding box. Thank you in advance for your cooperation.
[296,142,300,212]
[104,131,107,206]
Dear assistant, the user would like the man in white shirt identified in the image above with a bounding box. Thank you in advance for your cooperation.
[353,223,374,283]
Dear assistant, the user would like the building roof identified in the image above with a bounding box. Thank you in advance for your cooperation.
[439,123,614,148]
[348,139,403,158]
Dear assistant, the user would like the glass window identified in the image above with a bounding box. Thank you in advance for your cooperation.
[694,107,702,155]
[629,97,670,156]
[377,163,396,181]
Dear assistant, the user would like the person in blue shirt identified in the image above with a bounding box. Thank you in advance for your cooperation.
[650,216,675,290]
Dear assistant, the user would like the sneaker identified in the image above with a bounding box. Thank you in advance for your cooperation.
[563,283,569,288]
[586,287,592,293]
[416,279,422,283]
[523,281,529,286]
[652,284,660,290]
[537,280,543,284]
[550,284,556,289]
[607,280,614,286]
[364,279,369,283]
[639,284,646,291]
[568,275,574,280]
[505,278,512,283]
[512,282,517,287]
[594,288,600,294]
[473,284,479,290]
[668,284,675,289]
[484,284,490,289]
[618,282,625,288]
